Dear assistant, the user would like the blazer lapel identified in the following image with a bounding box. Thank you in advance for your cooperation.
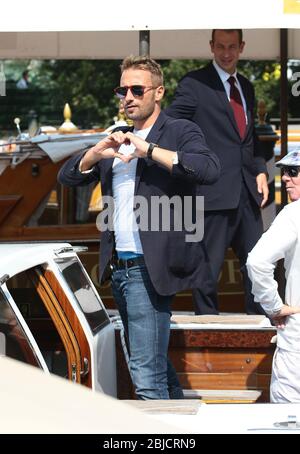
[134,111,167,194]
[102,158,114,196]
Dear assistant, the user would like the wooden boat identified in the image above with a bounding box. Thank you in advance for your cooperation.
[0,242,276,404]
[0,126,280,404]
[0,129,252,314]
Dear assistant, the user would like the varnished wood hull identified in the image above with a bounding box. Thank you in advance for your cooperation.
[115,325,275,403]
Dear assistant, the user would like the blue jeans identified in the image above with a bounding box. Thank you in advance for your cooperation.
[111,263,183,400]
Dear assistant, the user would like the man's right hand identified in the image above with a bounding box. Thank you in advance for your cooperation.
[80,131,132,171]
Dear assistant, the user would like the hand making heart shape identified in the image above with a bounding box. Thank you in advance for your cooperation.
[100,130,148,163]
[85,131,149,168]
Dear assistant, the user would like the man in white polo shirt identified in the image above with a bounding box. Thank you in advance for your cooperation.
[247,150,300,403]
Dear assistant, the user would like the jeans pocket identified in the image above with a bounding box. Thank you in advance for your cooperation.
[126,265,148,280]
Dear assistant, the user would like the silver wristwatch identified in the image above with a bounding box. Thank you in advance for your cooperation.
[172,152,179,165]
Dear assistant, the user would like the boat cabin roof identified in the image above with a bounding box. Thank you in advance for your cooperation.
[0,242,73,279]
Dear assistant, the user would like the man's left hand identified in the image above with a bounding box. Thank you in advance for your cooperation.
[256,173,269,208]
[124,132,148,160]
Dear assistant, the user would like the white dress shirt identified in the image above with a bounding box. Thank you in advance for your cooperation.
[213,60,248,125]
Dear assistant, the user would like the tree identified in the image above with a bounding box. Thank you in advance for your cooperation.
[159,59,207,108]
[3,57,298,133]
[36,60,122,128]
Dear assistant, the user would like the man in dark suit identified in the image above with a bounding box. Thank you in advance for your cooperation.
[166,29,269,315]
[58,56,220,399]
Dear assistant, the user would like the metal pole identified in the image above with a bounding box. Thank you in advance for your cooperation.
[139,30,150,56]
[276,28,289,301]
[280,28,288,208]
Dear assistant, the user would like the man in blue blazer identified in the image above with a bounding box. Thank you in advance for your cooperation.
[166,29,269,315]
[58,56,220,399]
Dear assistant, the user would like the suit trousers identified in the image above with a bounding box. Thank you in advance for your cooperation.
[193,183,265,315]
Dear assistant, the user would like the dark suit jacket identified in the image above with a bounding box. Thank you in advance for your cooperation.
[165,63,267,211]
[58,111,220,295]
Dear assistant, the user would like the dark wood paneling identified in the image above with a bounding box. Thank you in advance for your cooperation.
[43,269,92,388]
[0,158,61,228]
[169,329,275,348]
[169,348,273,374]
[1,223,99,241]
[0,195,23,225]
[115,328,275,402]
[177,372,270,401]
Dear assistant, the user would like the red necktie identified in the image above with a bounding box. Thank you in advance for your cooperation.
[228,76,246,139]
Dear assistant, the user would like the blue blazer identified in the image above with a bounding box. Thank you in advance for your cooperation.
[165,63,267,211]
[58,111,220,295]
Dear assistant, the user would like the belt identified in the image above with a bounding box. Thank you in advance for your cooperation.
[110,256,145,270]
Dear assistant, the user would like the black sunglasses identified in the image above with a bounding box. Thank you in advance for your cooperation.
[114,85,157,99]
[281,166,300,178]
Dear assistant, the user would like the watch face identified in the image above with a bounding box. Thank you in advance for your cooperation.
[172,153,179,165]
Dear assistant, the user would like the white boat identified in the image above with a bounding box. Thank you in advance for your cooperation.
[0,242,275,401]
[1,241,300,434]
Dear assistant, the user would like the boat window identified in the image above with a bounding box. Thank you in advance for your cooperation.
[55,257,109,335]
[0,288,41,368]
[6,271,68,379]
[28,182,102,227]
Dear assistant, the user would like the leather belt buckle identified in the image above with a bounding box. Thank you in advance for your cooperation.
[111,255,144,270]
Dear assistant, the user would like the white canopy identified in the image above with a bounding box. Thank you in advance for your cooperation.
[1,0,300,32]
[0,0,299,59]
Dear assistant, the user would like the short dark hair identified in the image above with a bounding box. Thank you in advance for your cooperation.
[120,55,164,86]
[211,29,243,44]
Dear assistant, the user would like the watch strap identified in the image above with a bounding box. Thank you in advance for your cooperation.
[147,142,158,160]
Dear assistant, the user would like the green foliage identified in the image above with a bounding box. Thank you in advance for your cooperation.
[1,59,31,83]
[2,58,299,134]
[239,60,300,120]
[36,60,122,128]
[159,59,208,108]
[239,61,281,119]
[36,59,207,126]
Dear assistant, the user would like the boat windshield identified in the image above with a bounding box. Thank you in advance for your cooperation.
[55,257,110,335]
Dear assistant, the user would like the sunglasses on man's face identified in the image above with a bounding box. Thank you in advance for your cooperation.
[281,166,300,178]
[114,85,157,99]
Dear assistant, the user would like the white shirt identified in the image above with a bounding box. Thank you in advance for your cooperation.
[112,126,152,254]
[247,199,300,352]
[212,60,248,125]
[16,78,28,89]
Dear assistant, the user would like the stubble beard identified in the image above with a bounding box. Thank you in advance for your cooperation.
[125,103,155,123]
